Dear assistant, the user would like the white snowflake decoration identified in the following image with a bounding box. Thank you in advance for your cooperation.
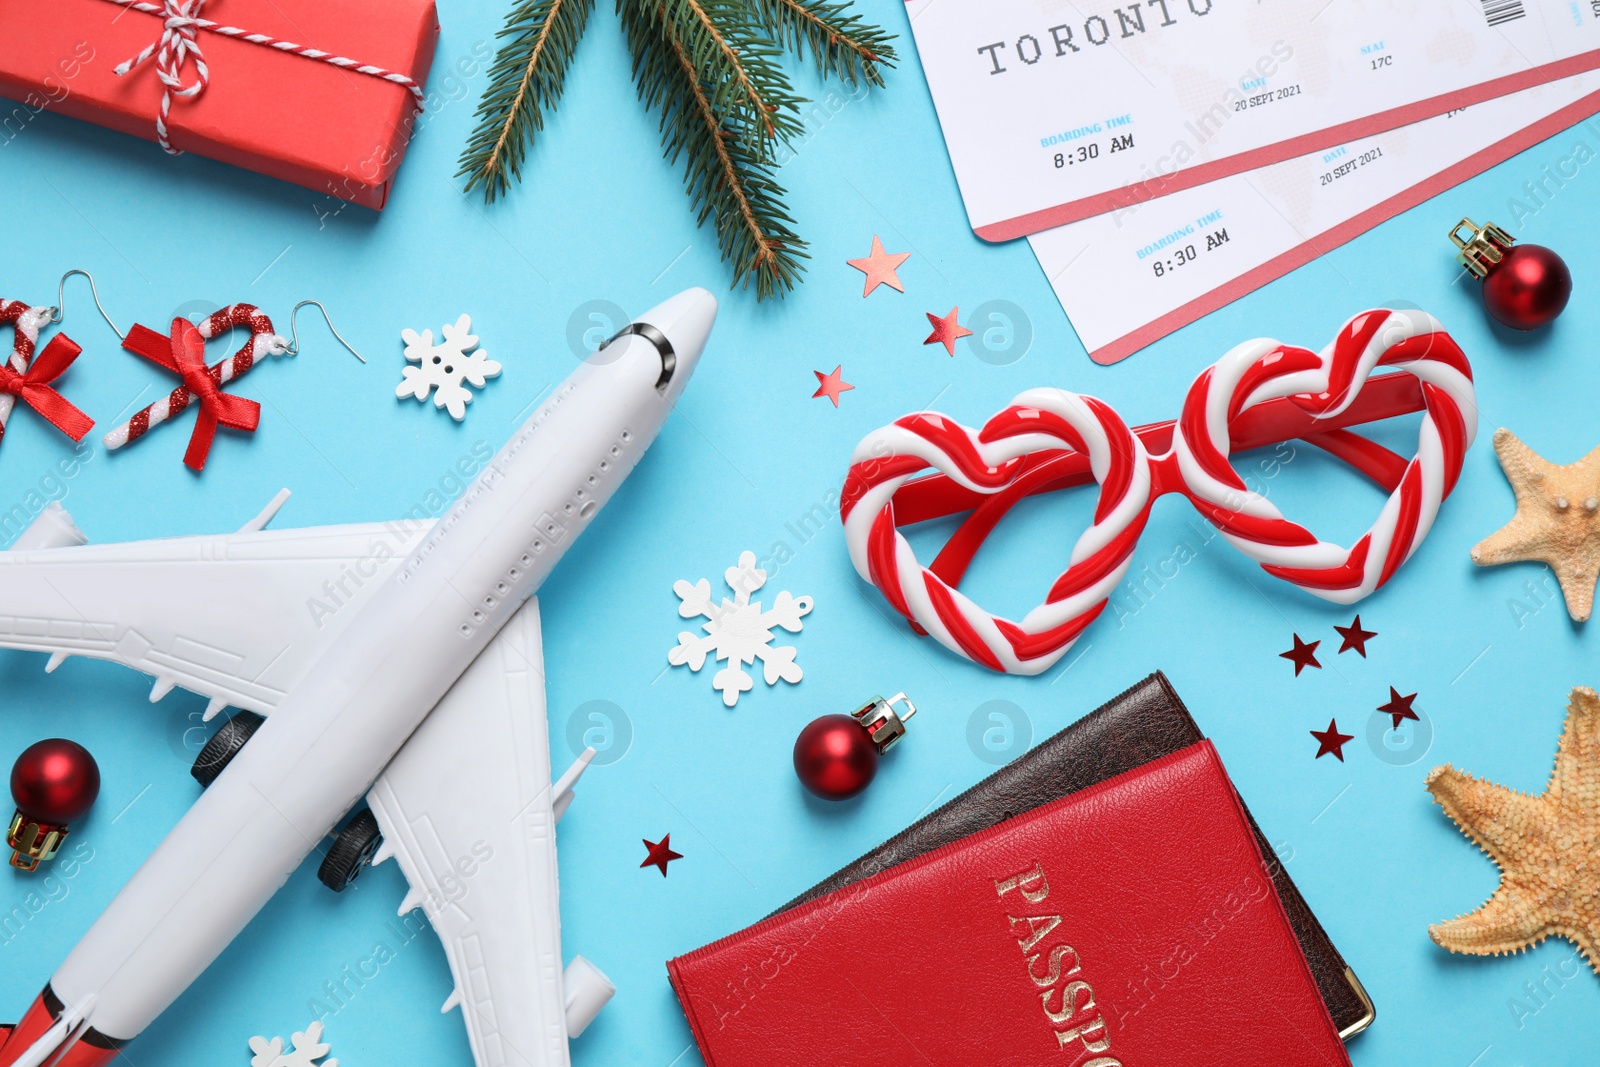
[249,1021,338,1067]
[669,551,813,707]
[398,313,502,420]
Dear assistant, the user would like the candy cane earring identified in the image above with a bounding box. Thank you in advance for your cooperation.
[103,298,364,472]
[0,271,107,455]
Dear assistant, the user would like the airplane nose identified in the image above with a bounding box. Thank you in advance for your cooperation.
[635,287,717,388]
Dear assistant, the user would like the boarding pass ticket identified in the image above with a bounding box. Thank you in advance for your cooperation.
[1027,70,1600,363]
[905,0,1600,239]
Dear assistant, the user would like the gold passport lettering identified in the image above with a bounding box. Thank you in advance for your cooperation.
[1029,944,1084,988]
[1010,913,1063,954]
[994,861,1052,903]
[995,861,1124,1065]
[1042,980,1095,1024]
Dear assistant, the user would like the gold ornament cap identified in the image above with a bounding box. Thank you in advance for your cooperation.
[850,692,917,753]
[1449,218,1517,280]
[7,811,69,873]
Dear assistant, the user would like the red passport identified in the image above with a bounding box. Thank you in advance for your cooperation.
[668,742,1351,1066]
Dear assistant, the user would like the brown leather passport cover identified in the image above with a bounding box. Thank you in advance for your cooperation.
[774,671,1374,1039]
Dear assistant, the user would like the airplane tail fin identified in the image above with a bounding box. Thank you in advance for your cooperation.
[8,503,88,552]
[0,991,118,1067]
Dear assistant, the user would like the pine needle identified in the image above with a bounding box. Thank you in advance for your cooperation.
[458,0,894,296]
[752,0,897,86]
[458,0,595,200]
[620,0,809,298]
[676,0,804,149]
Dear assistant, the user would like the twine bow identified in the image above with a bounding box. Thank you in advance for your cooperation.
[107,0,426,156]
[122,318,261,470]
[0,336,95,442]
[113,0,210,155]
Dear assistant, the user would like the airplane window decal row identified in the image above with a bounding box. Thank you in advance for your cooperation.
[403,381,582,586]
[456,423,635,640]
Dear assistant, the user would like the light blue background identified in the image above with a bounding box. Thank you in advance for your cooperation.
[1,1,1596,1063]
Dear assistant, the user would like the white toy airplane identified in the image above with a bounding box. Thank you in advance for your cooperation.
[0,288,718,1067]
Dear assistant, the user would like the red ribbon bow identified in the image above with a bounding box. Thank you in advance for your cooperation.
[0,334,95,442]
[123,317,261,470]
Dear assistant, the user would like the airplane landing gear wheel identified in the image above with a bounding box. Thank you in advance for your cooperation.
[191,711,266,788]
[319,809,383,892]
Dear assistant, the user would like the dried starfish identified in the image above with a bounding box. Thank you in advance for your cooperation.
[1427,686,1600,970]
[1471,428,1600,622]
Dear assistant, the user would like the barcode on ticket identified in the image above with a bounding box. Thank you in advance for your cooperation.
[1480,0,1526,26]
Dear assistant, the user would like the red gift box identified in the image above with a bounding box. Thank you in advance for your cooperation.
[0,0,439,209]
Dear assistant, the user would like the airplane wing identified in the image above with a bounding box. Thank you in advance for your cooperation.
[366,597,613,1067]
[0,502,426,717]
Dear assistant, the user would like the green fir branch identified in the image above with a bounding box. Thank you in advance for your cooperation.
[620,0,809,297]
[752,0,897,87]
[674,0,805,150]
[459,0,891,296]
[458,0,595,201]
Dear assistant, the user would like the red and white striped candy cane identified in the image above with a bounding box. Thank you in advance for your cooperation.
[841,307,1476,675]
[103,304,288,463]
[842,390,1154,675]
[1172,308,1476,602]
[0,301,54,448]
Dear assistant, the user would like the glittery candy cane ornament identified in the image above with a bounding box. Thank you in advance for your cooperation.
[0,300,95,449]
[104,305,290,471]
[0,301,51,447]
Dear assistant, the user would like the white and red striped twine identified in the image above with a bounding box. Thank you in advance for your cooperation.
[103,0,426,155]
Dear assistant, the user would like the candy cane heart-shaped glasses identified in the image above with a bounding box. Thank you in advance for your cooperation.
[840,308,1477,675]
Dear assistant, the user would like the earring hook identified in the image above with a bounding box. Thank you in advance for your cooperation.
[286,300,366,364]
[48,269,124,339]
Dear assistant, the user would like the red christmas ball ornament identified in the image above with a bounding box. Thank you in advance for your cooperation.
[8,738,100,872]
[794,693,917,801]
[1451,218,1572,331]
[794,716,878,800]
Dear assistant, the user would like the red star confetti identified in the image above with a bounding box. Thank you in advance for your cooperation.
[846,235,911,297]
[1378,687,1420,729]
[812,365,855,407]
[1334,615,1377,657]
[923,307,972,356]
[1279,634,1321,676]
[1311,719,1355,761]
[641,833,683,877]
